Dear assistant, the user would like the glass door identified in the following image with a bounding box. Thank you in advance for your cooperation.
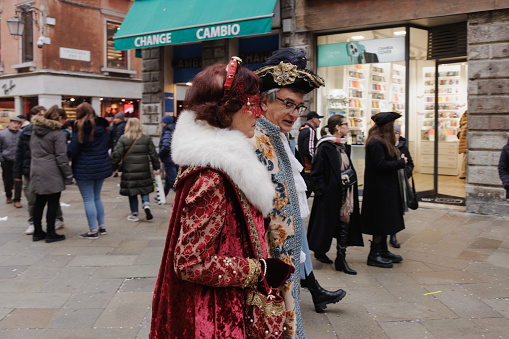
[413,61,467,204]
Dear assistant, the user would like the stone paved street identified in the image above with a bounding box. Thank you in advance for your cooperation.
[0,177,508,338]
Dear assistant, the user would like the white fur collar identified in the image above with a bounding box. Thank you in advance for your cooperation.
[171,110,274,216]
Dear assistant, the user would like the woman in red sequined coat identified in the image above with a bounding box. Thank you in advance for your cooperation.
[150,60,294,338]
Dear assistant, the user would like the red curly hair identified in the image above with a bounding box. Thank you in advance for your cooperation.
[184,63,262,129]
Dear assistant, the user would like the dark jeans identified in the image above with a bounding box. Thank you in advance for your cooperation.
[33,192,61,235]
[129,194,150,215]
[23,175,63,224]
[163,161,178,196]
[1,160,22,202]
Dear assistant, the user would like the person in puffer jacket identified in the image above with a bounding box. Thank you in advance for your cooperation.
[30,106,73,243]
[68,103,113,239]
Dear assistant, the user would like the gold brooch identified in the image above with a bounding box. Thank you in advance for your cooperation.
[272,62,298,86]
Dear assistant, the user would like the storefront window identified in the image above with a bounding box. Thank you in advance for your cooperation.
[316,26,468,199]
[106,22,127,69]
[317,27,407,186]
[61,97,91,120]
[0,98,15,130]
[100,98,140,123]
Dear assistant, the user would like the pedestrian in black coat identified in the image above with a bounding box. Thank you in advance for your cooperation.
[308,114,363,275]
[499,137,509,199]
[389,123,414,249]
[109,112,127,150]
[361,112,407,268]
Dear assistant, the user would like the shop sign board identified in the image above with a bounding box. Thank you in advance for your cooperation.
[318,37,405,67]
[115,19,271,51]
[60,47,91,62]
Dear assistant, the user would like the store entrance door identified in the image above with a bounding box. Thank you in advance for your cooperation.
[416,60,467,206]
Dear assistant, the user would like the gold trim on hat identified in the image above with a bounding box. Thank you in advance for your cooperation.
[255,61,325,89]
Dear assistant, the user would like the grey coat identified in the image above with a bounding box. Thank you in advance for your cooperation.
[0,127,21,162]
[30,116,73,195]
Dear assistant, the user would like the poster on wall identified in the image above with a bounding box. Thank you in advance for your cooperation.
[318,37,405,67]
[165,92,174,114]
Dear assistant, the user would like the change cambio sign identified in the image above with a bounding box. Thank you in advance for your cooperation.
[133,23,240,48]
[116,20,265,51]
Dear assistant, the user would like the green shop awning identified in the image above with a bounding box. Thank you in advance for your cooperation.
[114,0,277,51]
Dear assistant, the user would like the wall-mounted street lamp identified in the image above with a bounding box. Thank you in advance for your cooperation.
[7,16,25,36]
[7,4,51,46]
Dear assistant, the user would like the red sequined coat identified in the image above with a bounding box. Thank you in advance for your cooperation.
[150,111,275,339]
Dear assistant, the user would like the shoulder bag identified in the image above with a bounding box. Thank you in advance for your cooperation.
[405,173,418,210]
[341,167,357,190]
[117,136,140,172]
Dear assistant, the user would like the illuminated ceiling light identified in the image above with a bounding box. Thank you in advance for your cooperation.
[70,97,75,102]
[99,98,103,101]
[186,82,193,86]
[394,31,406,36]
[351,35,364,40]
[121,98,126,102]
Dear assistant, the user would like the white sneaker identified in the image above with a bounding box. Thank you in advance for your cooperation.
[25,224,35,235]
[55,220,65,230]
[127,215,139,222]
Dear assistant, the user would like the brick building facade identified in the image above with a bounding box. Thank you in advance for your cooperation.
[0,0,141,123]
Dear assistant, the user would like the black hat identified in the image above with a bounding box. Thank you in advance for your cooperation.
[371,112,401,126]
[255,48,325,94]
[306,111,323,120]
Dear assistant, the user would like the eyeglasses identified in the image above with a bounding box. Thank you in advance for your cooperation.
[275,96,307,114]
[340,123,348,126]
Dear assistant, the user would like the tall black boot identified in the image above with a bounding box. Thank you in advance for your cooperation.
[45,223,65,243]
[367,241,393,268]
[305,271,346,313]
[335,221,357,275]
[390,234,400,248]
[380,236,403,263]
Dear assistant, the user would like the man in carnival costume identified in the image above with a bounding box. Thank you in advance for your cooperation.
[252,48,346,338]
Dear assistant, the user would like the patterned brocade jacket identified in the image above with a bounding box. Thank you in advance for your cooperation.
[150,111,275,339]
[250,116,305,339]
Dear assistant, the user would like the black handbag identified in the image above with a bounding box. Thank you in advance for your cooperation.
[405,173,418,210]
[340,168,357,190]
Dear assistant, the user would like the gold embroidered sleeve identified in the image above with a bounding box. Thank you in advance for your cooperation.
[241,258,261,288]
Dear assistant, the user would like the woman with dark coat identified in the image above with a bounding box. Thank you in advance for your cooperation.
[308,114,363,275]
[389,123,414,248]
[68,103,113,239]
[361,112,408,268]
[499,137,509,199]
[30,106,72,243]
[112,118,160,222]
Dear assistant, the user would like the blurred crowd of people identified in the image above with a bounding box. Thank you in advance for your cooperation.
[0,103,172,243]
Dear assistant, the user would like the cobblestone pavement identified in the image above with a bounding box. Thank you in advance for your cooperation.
[0,177,508,338]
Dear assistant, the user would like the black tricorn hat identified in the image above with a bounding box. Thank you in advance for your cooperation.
[255,48,324,94]
[371,112,401,126]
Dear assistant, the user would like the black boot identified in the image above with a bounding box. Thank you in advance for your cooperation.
[32,221,46,242]
[367,241,393,268]
[390,234,400,248]
[305,271,346,313]
[314,252,333,264]
[380,236,403,263]
[335,221,357,275]
[45,222,65,243]
[33,231,47,242]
